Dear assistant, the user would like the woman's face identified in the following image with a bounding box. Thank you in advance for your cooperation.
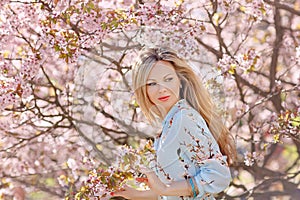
[146,61,181,115]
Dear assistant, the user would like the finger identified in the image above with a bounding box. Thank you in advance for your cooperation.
[114,185,129,193]
[112,185,126,196]
[101,195,112,200]
[112,185,134,198]
[111,191,121,196]
[112,189,126,197]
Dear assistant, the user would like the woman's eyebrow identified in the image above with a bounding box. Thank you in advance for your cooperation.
[146,78,156,82]
[163,73,172,78]
[147,73,172,81]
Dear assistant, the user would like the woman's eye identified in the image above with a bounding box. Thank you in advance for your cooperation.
[147,82,157,86]
[165,77,173,82]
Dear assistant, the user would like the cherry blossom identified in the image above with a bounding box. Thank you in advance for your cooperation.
[0,0,299,199]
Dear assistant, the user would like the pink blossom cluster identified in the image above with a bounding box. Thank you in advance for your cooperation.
[73,141,155,199]
[218,0,239,13]
[234,101,250,118]
[0,0,9,7]
[244,151,264,166]
[128,4,205,58]
[0,2,43,111]
[2,0,205,70]
[244,0,271,21]
[217,0,271,20]
[132,3,181,27]
[268,109,300,142]
[218,1,273,27]
[217,49,261,77]
[37,0,206,59]
[0,55,39,111]
[217,54,236,77]
[296,46,300,63]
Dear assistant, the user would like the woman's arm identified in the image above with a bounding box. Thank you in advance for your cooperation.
[142,160,230,198]
[113,171,194,199]
[193,158,231,196]
[158,108,231,197]
[142,169,193,197]
[113,185,159,200]
[175,110,232,197]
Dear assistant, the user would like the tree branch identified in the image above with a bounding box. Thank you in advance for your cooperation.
[265,0,300,16]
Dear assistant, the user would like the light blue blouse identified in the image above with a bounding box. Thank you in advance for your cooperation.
[152,99,231,200]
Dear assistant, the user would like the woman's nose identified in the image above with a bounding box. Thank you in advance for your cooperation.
[158,83,167,93]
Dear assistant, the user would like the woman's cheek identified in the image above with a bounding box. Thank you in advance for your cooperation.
[147,87,157,102]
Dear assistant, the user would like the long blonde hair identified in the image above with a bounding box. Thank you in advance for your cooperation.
[132,47,236,165]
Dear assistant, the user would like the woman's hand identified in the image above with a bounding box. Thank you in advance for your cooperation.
[113,185,158,200]
[113,185,142,200]
[113,168,166,199]
[140,167,168,196]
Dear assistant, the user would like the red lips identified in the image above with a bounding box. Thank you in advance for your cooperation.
[158,95,170,101]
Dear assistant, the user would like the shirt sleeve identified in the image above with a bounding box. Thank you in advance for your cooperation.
[170,109,232,197]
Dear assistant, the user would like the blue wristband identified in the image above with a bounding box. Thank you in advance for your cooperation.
[189,178,197,198]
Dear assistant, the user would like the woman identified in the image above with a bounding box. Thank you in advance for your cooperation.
[113,47,236,200]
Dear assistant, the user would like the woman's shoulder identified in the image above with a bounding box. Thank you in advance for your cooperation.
[172,100,203,122]
[163,99,206,131]
[172,100,212,137]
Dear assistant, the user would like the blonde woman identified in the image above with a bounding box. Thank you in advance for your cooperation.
[113,47,236,200]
